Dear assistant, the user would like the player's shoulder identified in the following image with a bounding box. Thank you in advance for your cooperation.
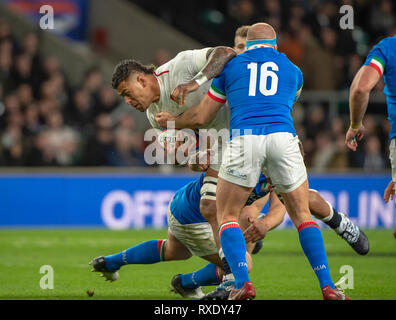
[276,51,302,76]
[371,35,396,53]
[171,47,212,63]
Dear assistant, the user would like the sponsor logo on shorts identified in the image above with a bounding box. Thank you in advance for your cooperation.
[226,168,247,180]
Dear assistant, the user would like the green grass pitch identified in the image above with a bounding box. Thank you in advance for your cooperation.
[0,228,395,300]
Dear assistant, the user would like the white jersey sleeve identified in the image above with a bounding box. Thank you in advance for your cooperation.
[171,48,212,81]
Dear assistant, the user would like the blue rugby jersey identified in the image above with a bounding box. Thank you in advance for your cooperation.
[170,173,270,225]
[363,36,396,140]
[208,45,303,138]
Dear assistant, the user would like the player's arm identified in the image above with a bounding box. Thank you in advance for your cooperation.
[294,68,303,104]
[346,65,381,151]
[244,192,287,243]
[387,180,396,239]
[171,46,236,106]
[384,180,395,203]
[155,94,224,129]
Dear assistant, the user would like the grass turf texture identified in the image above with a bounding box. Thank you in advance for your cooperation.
[0,229,395,300]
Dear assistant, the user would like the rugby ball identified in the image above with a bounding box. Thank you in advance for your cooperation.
[157,129,178,149]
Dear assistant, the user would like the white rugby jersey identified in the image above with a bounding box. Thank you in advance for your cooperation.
[146,48,230,133]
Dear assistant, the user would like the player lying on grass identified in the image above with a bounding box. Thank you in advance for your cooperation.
[89,172,286,299]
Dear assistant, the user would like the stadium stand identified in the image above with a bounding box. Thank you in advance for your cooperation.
[0,0,394,171]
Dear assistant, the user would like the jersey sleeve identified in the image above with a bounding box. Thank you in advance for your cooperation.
[170,48,212,79]
[185,47,212,76]
[363,42,387,77]
[294,68,304,103]
[208,71,227,103]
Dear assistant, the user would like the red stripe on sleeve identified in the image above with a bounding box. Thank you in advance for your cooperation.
[207,91,226,103]
[369,62,382,76]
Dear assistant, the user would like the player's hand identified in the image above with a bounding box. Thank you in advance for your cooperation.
[187,150,213,172]
[393,225,396,239]
[171,80,199,107]
[345,124,365,151]
[243,217,270,243]
[384,180,395,203]
[155,112,176,128]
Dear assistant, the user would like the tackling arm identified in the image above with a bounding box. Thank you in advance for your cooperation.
[155,94,224,129]
[243,192,287,243]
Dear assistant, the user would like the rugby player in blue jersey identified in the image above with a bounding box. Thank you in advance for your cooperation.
[346,35,396,239]
[155,23,348,300]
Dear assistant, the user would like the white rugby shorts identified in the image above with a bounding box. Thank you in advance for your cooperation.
[167,205,218,257]
[219,132,307,193]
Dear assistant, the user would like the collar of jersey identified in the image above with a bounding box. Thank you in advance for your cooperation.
[247,44,275,51]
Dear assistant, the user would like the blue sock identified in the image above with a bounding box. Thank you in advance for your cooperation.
[219,221,249,289]
[180,263,221,289]
[298,221,335,289]
[104,239,166,271]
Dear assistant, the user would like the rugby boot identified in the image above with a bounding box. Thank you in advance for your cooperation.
[321,285,350,300]
[200,280,235,300]
[337,212,369,255]
[170,274,204,299]
[228,281,256,300]
[89,256,119,282]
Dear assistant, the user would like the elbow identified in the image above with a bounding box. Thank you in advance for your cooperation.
[354,83,371,96]
[195,116,207,127]
[350,83,369,101]
[225,47,237,59]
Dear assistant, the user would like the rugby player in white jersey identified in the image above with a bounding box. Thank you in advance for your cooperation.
[111,46,235,250]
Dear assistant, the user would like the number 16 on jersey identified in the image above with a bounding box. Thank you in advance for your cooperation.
[247,62,279,96]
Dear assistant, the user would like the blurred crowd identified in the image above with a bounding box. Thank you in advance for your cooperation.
[0,0,395,171]
[0,20,147,167]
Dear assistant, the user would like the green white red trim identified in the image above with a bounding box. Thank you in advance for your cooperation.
[369,56,385,76]
[157,239,167,261]
[218,221,240,237]
[208,84,227,103]
[296,81,303,98]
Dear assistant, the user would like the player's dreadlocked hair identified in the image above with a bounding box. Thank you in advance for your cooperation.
[111,59,156,89]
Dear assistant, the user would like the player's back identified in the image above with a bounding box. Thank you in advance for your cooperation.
[170,174,206,224]
[170,173,271,224]
[211,46,303,136]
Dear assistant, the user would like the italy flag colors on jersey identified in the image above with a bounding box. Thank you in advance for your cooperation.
[368,56,385,76]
